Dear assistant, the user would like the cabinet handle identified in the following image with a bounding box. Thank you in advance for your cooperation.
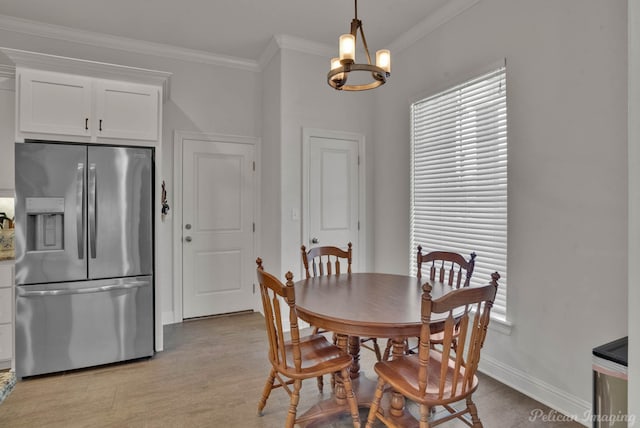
[99,119,103,131]
[85,118,89,130]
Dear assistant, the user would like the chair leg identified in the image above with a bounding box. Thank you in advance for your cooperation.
[316,375,324,392]
[372,338,382,362]
[257,368,276,415]
[365,377,386,427]
[341,368,361,428]
[382,339,393,361]
[285,379,303,428]
[409,337,418,353]
[466,396,483,427]
[419,404,432,428]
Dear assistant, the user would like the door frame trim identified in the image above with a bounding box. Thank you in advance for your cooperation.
[172,130,260,323]
[302,128,366,272]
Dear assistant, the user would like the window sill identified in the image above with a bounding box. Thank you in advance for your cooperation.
[488,315,513,335]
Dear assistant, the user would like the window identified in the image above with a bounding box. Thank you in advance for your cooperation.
[410,65,508,320]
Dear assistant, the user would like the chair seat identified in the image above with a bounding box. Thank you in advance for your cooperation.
[373,350,479,405]
[280,334,353,378]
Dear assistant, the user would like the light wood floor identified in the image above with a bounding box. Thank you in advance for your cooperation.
[0,312,582,427]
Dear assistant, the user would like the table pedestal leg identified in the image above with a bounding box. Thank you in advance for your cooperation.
[295,334,409,426]
[334,333,348,405]
[389,337,407,418]
[348,335,361,379]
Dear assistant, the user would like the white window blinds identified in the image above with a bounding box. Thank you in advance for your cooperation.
[410,66,508,320]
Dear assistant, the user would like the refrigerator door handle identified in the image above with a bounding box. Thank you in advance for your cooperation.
[17,281,149,297]
[76,163,85,260]
[88,163,97,259]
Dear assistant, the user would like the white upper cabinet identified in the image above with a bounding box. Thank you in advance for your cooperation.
[0,68,15,192]
[95,80,159,141]
[1,47,171,146]
[19,69,92,138]
[18,69,160,143]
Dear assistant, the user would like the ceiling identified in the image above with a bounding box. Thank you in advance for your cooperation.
[0,0,466,64]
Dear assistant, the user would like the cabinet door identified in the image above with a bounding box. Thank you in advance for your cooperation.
[95,80,159,141]
[0,265,12,367]
[19,69,92,137]
[0,77,14,190]
[0,324,11,362]
[0,288,10,324]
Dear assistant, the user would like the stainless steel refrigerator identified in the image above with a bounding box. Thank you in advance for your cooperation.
[15,141,154,378]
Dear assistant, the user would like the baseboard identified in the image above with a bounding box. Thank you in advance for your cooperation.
[479,354,591,426]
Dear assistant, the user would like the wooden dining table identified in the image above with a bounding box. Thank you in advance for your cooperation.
[294,272,456,426]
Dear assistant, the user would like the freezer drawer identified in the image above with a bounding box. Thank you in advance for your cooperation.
[592,337,628,428]
[15,276,153,378]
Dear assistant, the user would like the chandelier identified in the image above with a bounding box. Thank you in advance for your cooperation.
[328,0,391,91]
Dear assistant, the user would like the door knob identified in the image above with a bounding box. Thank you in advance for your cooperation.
[185,236,192,242]
[311,237,319,244]
[185,224,192,230]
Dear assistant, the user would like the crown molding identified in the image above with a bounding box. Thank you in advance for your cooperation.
[258,37,281,70]
[0,47,172,100]
[0,14,260,73]
[258,34,334,70]
[388,0,481,53]
[0,64,15,79]
[275,34,334,58]
[0,64,15,91]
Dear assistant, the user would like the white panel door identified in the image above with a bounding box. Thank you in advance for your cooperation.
[308,136,359,266]
[182,139,255,318]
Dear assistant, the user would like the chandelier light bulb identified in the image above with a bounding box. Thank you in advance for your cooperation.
[330,57,344,82]
[376,50,391,74]
[339,34,356,62]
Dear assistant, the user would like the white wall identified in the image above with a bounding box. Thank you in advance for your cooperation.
[0,29,262,323]
[260,48,282,275]
[372,0,628,420]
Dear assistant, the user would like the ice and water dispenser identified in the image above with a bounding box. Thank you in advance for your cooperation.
[24,197,65,251]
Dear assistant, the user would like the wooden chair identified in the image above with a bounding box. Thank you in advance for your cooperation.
[416,245,476,289]
[301,243,383,362]
[255,258,361,428]
[418,247,477,350]
[383,247,477,361]
[302,242,353,278]
[365,273,500,428]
